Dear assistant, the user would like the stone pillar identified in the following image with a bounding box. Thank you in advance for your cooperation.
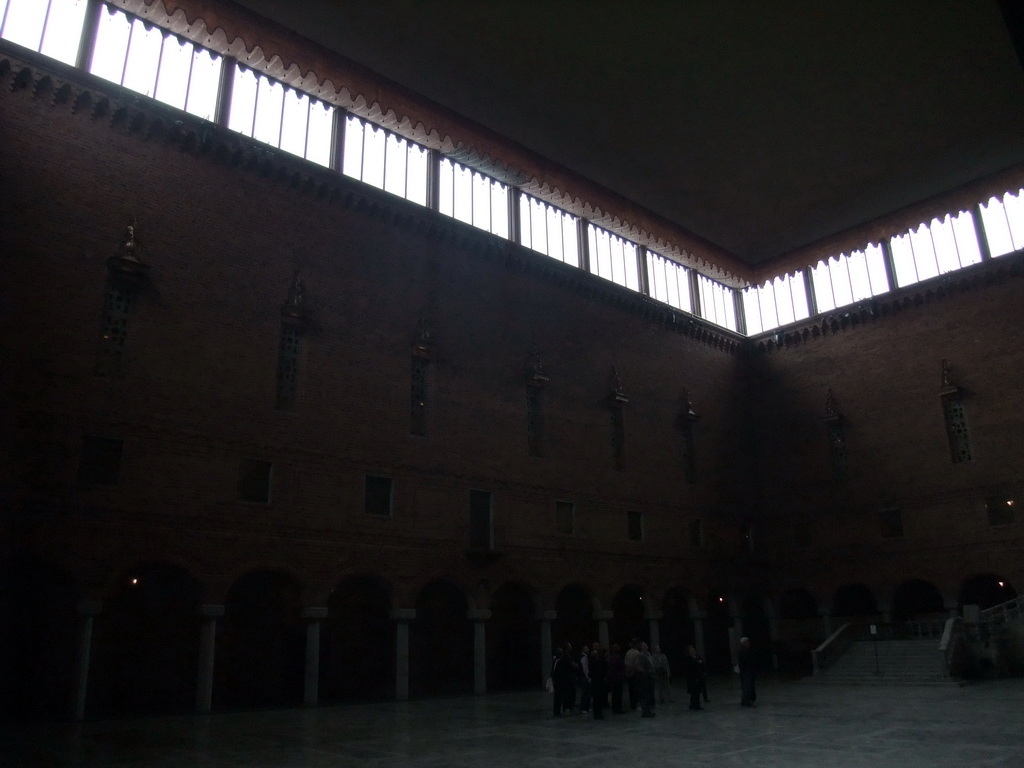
[593,610,613,649]
[944,598,959,618]
[820,608,833,638]
[879,601,892,624]
[732,612,744,640]
[196,604,224,714]
[766,606,780,669]
[646,609,663,648]
[692,611,707,658]
[729,610,743,668]
[391,609,415,701]
[468,609,491,694]
[538,610,556,686]
[74,600,102,721]
[302,607,327,707]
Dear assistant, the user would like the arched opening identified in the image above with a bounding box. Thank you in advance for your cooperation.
[0,556,79,721]
[959,574,1018,610]
[610,584,645,648]
[777,588,819,676]
[91,562,201,717]
[659,588,694,679]
[552,584,594,651]
[322,574,392,703]
[216,569,305,711]
[411,581,471,698]
[832,583,878,619]
[704,592,733,674]
[488,582,538,691]
[891,579,945,622]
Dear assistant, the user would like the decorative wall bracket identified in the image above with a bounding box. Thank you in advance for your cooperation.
[823,388,847,481]
[280,269,310,330]
[106,218,150,284]
[938,359,972,463]
[823,387,845,428]
[679,388,699,484]
[526,346,549,387]
[680,389,700,425]
[609,366,629,406]
[939,358,962,398]
[412,311,433,359]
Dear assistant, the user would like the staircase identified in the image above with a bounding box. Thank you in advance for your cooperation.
[817,637,954,685]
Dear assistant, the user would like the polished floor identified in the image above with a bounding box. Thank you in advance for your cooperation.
[6,675,1024,767]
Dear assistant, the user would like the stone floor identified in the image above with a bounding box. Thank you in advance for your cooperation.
[5,676,1024,767]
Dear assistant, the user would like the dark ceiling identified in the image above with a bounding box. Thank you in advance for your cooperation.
[234,1,1024,267]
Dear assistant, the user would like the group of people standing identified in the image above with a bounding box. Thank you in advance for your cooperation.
[550,639,713,719]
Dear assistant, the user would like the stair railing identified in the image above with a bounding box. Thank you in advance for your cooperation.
[980,595,1024,626]
[811,622,851,675]
[849,619,947,641]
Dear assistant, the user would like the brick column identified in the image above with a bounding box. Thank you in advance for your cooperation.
[766,604,780,669]
[196,604,224,714]
[691,611,707,658]
[302,607,327,707]
[468,609,491,694]
[646,609,663,648]
[391,609,416,701]
[74,599,102,721]
[538,610,556,686]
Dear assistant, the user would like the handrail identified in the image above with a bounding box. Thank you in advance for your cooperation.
[812,622,851,675]
[980,595,1024,625]
[848,619,947,641]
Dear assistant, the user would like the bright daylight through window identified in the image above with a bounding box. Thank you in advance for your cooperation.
[4,1,1024,338]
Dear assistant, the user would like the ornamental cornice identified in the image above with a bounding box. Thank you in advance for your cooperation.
[0,42,741,356]
[110,0,748,285]
[751,250,1024,355]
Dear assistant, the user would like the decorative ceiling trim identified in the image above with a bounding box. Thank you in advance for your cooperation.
[0,43,743,357]
[751,249,1024,354]
[755,163,1024,285]
[111,0,750,286]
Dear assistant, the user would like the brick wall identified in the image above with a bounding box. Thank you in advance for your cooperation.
[0,47,744,613]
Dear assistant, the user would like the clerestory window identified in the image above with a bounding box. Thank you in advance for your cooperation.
[90,5,221,120]
[978,188,1024,257]
[889,211,982,288]
[9,0,1024,339]
[588,223,640,291]
[519,194,580,267]
[438,158,511,238]
[810,243,890,314]
[696,274,737,331]
[742,271,810,335]
[0,0,89,65]
[230,65,334,167]
[342,114,430,203]
[646,251,693,313]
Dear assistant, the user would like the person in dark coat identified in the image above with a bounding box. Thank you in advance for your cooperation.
[684,644,705,711]
[588,645,609,720]
[738,636,757,707]
[552,645,577,716]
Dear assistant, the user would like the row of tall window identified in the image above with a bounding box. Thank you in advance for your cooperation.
[4,0,1023,336]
